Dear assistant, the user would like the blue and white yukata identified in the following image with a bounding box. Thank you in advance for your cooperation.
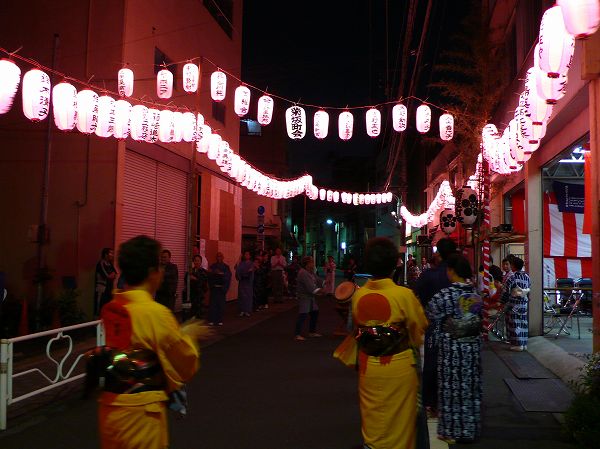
[502,271,531,347]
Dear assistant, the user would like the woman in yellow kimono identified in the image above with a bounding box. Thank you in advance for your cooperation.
[99,236,200,449]
[337,237,428,449]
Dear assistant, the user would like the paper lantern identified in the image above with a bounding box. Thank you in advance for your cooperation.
[338,111,353,140]
[333,191,340,203]
[455,186,479,225]
[499,132,518,170]
[195,113,205,141]
[183,63,199,93]
[172,111,184,142]
[235,160,247,183]
[208,133,222,159]
[440,209,457,234]
[359,194,365,205]
[415,104,431,133]
[211,71,227,101]
[113,100,131,139]
[286,105,306,139]
[158,110,175,142]
[365,194,371,205]
[52,82,77,130]
[182,112,196,142]
[366,108,381,137]
[325,190,332,202]
[313,110,329,139]
[557,0,600,38]
[535,67,567,105]
[376,193,382,204]
[217,141,230,168]
[95,96,116,138]
[257,95,274,125]
[521,74,552,125]
[0,59,21,114]
[234,85,251,117]
[145,108,160,143]
[392,104,407,132]
[130,105,149,141]
[538,6,575,77]
[439,113,454,141]
[352,193,359,205]
[156,69,173,99]
[197,124,212,153]
[22,69,51,121]
[117,68,133,97]
[75,90,99,134]
[319,189,326,201]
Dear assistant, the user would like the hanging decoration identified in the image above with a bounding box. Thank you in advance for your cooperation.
[211,70,227,102]
[257,95,273,125]
[415,104,431,133]
[400,180,454,229]
[118,68,134,97]
[455,186,479,225]
[172,111,184,143]
[439,208,457,234]
[365,108,381,137]
[183,62,199,93]
[234,85,251,117]
[182,111,196,142]
[95,95,116,138]
[130,105,149,141]
[156,69,173,99]
[0,59,21,114]
[158,109,175,142]
[75,89,99,134]
[22,69,51,121]
[145,108,160,143]
[392,103,407,132]
[538,6,575,77]
[557,0,600,38]
[313,109,329,139]
[439,113,454,141]
[285,105,306,139]
[338,111,353,140]
[52,82,77,131]
[113,99,131,139]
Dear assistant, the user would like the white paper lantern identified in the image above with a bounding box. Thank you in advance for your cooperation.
[0,59,21,114]
[182,112,196,142]
[208,133,222,159]
[145,108,160,143]
[359,194,365,205]
[172,111,184,142]
[197,124,212,153]
[113,100,131,139]
[557,0,600,38]
[257,95,274,125]
[325,190,332,202]
[235,160,247,183]
[156,69,173,99]
[376,193,382,204]
[416,104,431,133]
[439,209,457,234]
[182,63,199,93]
[52,82,77,130]
[286,105,306,139]
[75,89,99,134]
[333,191,340,203]
[95,96,116,138]
[392,104,407,132]
[234,85,251,117]
[217,141,230,168]
[456,186,479,225]
[338,111,353,140]
[538,6,575,77]
[158,110,175,142]
[522,74,553,125]
[365,194,372,205]
[130,105,149,141]
[117,68,134,97]
[211,71,227,102]
[195,113,205,141]
[319,189,326,201]
[366,108,381,137]
[352,193,359,205]
[439,113,454,141]
[535,67,567,105]
[22,69,51,121]
[313,110,329,139]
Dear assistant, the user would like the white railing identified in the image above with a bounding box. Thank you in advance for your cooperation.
[0,320,104,430]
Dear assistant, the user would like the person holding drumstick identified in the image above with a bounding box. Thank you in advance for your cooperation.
[294,256,325,341]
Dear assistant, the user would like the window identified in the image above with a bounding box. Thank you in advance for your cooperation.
[241,119,261,136]
[204,0,233,38]
[154,47,177,89]
[212,101,226,124]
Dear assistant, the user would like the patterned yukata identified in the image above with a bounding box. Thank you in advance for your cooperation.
[501,271,531,347]
[426,283,482,442]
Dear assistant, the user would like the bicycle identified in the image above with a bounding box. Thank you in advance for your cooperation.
[486,303,510,343]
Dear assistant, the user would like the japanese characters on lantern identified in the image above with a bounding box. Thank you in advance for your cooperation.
[538,6,575,77]
[234,85,251,117]
[183,63,199,93]
[211,71,227,102]
[52,82,77,130]
[416,104,431,133]
[145,108,160,143]
[286,105,306,139]
[130,105,149,141]
[156,69,173,99]
[439,113,454,141]
[22,69,51,121]
[75,89,99,134]
[338,111,353,140]
[365,108,381,137]
[95,96,116,138]
[313,110,329,139]
[257,95,274,125]
[113,100,131,140]
[118,68,134,97]
[392,103,407,132]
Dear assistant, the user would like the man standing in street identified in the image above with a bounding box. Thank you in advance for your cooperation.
[156,249,178,312]
[94,248,117,317]
[270,247,286,304]
[208,252,232,325]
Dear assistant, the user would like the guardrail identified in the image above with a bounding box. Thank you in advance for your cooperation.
[0,320,104,430]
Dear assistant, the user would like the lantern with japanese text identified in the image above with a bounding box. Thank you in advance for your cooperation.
[235,160,247,183]
[208,133,222,159]
[158,110,175,142]
[499,131,519,170]
[392,103,407,132]
[182,63,199,93]
[455,186,479,225]
[333,191,340,203]
[145,108,160,143]
[113,100,131,139]
[172,111,184,142]
[257,95,273,125]
[217,141,230,168]
[156,69,173,99]
[286,105,306,139]
[0,59,21,114]
[130,105,149,141]
[365,194,371,205]
[338,111,353,140]
[197,124,212,153]
[195,113,205,141]
[118,68,134,97]
[366,108,381,137]
[439,209,457,234]
[75,89,99,134]
[182,112,196,142]
[535,67,567,105]
[211,71,227,101]
[522,73,553,125]
[376,193,382,204]
[557,0,600,38]
[359,194,365,205]
[439,113,454,141]
[22,69,51,121]
[313,110,329,139]
[95,96,116,138]
[326,190,333,202]
[538,6,575,77]
[52,82,77,131]
[352,193,359,205]
[319,189,326,201]
[415,104,431,133]
[234,85,251,117]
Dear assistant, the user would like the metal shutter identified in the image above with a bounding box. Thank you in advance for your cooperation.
[122,150,157,242]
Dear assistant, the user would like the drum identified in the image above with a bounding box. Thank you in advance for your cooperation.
[334,281,357,305]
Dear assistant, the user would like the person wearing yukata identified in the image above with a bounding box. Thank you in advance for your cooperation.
[339,237,428,449]
[501,256,531,351]
[426,253,483,444]
[323,255,337,295]
[208,252,232,326]
[98,235,199,449]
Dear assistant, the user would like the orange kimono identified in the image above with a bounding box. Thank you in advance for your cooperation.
[99,289,199,449]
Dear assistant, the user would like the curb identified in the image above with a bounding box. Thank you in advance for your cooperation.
[526,336,585,387]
